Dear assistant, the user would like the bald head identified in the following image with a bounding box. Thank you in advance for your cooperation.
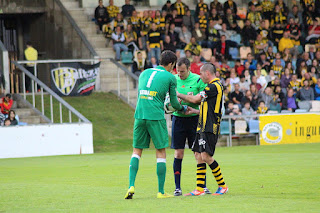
[201,63,216,75]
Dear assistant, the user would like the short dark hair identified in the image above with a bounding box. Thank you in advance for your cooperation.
[5,94,11,99]
[26,41,32,46]
[177,57,190,69]
[259,100,265,104]
[160,50,177,66]
[244,101,250,105]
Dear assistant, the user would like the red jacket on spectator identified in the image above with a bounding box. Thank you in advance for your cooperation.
[1,97,13,114]
[235,64,244,76]
[191,62,204,75]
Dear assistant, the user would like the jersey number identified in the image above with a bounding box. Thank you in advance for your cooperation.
[146,71,157,88]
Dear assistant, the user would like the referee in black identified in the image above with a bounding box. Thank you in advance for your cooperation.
[178,63,229,196]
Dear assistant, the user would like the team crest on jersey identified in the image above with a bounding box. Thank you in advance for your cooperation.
[51,67,77,95]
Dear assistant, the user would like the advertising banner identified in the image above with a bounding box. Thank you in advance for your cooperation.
[259,113,320,145]
[50,62,100,96]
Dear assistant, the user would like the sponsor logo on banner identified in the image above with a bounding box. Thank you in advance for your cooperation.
[262,122,283,144]
[50,62,100,96]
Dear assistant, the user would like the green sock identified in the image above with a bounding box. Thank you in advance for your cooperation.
[129,154,140,188]
[157,158,166,194]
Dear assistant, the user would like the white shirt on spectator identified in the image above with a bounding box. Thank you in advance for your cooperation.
[257,75,267,89]
[111,32,125,43]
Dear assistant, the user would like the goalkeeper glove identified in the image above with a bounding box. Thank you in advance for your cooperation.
[178,105,188,113]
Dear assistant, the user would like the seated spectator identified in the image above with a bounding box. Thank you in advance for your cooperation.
[242,19,257,47]
[223,0,238,16]
[242,90,258,110]
[257,19,270,43]
[229,71,239,87]
[254,63,268,76]
[210,0,224,16]
[278,31,299,56]
[190,55,203,75]
[282,88,297,112]
[297,79,314,101]
[8,110,18,126]
[306,20,320,43]
[210,56,221,70]
[272,52,286,67]
[258,86,273,108]
[235,59,244,76]
[310,66,319,79]
[239,75,250,92]
[282,48,293,64]
[183,10,195,32]
[265,69,276,83]
[171,9,184,32]
[288,74,300,93]
[124,24,139,53]
[170,0,189,17]
[0,94,13,115]
[195,0,209,17]
[4,118,11,127]
[214,35,237,60]
[302,52,312,66]
[301,72,317,88]
[251,75,262,91]
[132,52,148,76]
[223,8,239,31]
[162,0,172,13]
[208,7,222,25]
[287,5,303,29]
[110,13,127,30]
[225,101,234,115]
[256,100,268,114]
[230,83,243,107]
[95,0,109,33]
[280,68,292,88]
[244,53,258,73]
[219,23,235,40]
[163,35,176,53]
[267,77,280,91]
[147,23,163,64]
[261,0,274,21]
[247,4,262,29]
[185,50,193,63]
[106,0,119,22]
[270,22,284,47]
[242,101,255,129]
[178,25,192,49]
[191,22,207,47]
[243,69,252,84]
[266,46,275,63]
[285,61,294,74]
[285,17,301,46]
[121,0,135,18]
[256,69,267,89]
[146,57,158,69]
[315,78,320,100]
[297,60,308,78]
[271,58,284,78]
[271,4,287,27]
[184,37,202,56]
[272,85,285,105]
[206,20,220,50]
[112,26,128,61]
[254,34,268,57]
[196,10,208,31]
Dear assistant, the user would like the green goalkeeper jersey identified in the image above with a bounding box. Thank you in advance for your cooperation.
[135,66,182,120]
[173,72,207,117]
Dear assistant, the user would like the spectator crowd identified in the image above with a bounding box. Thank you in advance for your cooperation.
[95,0,320,116]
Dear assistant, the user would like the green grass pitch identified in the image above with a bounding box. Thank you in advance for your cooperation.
[0,143,319,212]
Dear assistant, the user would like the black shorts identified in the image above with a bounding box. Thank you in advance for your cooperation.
[192,132,218,156]
[171,115,199,149]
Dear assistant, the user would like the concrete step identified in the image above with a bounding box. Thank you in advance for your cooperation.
[19,115,41,124]
[77,21,96,30]
[69,9,85,17]
[13,108,34,117]
[62,1,79,9]
[70,14,88,22]
[96,48,115,58]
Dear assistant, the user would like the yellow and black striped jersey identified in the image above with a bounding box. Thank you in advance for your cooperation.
[261,0,274,12]
[128,16,140,31]
[172,2,188,16]
[196,2,209,14]
[140,17,152,34]
[106,5,119,18]
[271,65,284,78]
[257,106,268,114]
[197,78,223,134]
[198,15,207,29]
[288,80,300,91]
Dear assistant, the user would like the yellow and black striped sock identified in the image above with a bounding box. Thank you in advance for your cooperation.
[196,163,206,192]
[209,160,226,187]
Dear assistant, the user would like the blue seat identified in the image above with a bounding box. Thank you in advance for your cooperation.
[227,60,235,68]
[121,51,133,64]
[295,109,307,113]
[220,121,230,135]
[230,34,241,45]
[229,47,239,60]
[249,120,259,134]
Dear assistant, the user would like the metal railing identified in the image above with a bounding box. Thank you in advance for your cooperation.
[0,40,9,92]
[13,60,91,124]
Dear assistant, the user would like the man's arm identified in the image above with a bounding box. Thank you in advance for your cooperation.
[169,78,183,111]
[177,92,202,104]
[185,106,200,115]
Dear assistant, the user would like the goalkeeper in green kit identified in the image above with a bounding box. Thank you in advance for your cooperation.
[125,50,188,199]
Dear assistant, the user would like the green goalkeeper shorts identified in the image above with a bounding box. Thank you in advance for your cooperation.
[133,119,169,149]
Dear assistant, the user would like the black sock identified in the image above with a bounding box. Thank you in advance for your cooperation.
[173,158,182,189]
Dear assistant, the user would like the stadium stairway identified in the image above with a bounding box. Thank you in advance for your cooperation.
[10,94,48,125]
[61,0,137,105]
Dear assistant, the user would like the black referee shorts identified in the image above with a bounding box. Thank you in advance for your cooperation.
[192,132,219,156]
[171,115,199,149]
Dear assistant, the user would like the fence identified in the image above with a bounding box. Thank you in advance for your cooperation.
[0,41,9,92]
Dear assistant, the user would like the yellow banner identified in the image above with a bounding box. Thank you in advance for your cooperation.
[259,113,320,145]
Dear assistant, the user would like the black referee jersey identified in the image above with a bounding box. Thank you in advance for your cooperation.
[197,78,224,134]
